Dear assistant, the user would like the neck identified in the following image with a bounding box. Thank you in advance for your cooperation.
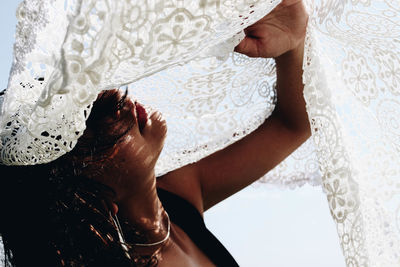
[117,171,167,242]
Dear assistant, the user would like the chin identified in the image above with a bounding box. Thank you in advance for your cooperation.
[146,113,167,153]
[155,120,168,150]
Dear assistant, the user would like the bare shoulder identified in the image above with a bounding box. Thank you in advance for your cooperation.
[156,164,204,215]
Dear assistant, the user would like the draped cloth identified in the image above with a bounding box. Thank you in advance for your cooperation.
[0,0,399,266]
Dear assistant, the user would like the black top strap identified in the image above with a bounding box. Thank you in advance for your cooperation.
[157,188,239,267]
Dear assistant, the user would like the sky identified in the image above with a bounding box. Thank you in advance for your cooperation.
[0,1,345,266]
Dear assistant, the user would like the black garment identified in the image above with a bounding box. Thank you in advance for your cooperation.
[157,188,239,267]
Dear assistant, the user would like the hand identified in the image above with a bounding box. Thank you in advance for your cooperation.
[235,0,308,58]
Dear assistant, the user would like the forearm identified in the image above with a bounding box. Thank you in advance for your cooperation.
[273,41,310,136]
[195,0,311,209]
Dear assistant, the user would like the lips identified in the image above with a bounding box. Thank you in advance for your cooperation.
[135,102,148,134]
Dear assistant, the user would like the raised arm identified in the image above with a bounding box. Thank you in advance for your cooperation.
[200,44,309,210]
[159,0,310,211]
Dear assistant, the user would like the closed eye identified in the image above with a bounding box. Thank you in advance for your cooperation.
[117,88,129,111]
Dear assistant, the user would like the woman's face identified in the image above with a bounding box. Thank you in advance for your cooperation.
[117,94,167,172]
[89,91,167,202]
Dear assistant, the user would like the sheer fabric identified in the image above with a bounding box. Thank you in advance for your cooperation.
[0,0,399,266]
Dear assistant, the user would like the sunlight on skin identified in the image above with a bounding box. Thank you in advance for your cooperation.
[144,156,154,165]
[0,1,344,266]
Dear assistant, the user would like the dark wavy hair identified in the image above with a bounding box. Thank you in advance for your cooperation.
[0,90,141,267]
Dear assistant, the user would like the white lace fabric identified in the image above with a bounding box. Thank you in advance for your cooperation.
[1,0,399,266]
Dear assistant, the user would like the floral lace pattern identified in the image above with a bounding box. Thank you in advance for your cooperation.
[1,0,400,266]
[302,0,400,265]
[1,0,280,165]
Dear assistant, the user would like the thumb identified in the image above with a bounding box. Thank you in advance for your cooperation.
[234,36,260,58]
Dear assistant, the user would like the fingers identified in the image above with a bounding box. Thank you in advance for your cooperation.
[234,37,261,58]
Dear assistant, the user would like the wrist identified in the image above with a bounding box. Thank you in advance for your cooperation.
[274,37,305,65]
[272,35,309,135]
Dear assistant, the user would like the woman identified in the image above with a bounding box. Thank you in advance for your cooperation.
[0,0,309,266]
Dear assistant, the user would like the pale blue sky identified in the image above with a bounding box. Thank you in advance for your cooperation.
[0,1,345,266]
